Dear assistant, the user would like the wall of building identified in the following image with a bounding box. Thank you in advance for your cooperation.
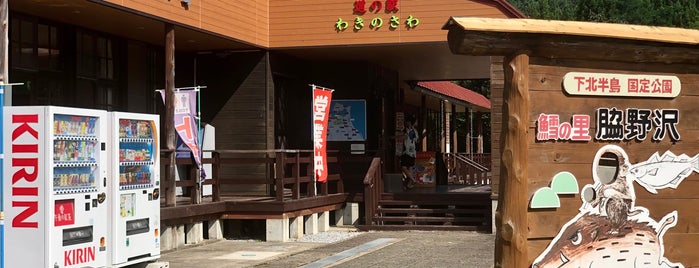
[489,56,504,200]
[105,0,270,47]
[198,51,273,194]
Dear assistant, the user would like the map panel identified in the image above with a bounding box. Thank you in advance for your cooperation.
[327,100,366,141]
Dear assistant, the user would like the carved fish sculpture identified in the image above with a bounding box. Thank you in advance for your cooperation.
[532,211,682,268]
[629,152,699,194]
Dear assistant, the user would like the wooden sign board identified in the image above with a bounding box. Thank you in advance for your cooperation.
[527,60,699,268]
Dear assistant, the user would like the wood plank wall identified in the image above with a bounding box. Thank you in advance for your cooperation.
[209,53,272,194]
[525,57,699,265]
[106,0,270,47]
[269,0,511,48]
[490,56,504,200]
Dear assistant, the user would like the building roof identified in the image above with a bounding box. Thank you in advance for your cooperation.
[442,17,699,65]
[443,17,699,45]
[490,0,527,19]
[415,81,491,111]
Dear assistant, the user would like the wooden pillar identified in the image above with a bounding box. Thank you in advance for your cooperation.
[164,23,177,206]
[495,53,529,267]
[439,100,445,153]
[452,104,458,154]
[420,95,427,152]
[466,108,472,154]
[476,111,484,153]
[444,101,451,153]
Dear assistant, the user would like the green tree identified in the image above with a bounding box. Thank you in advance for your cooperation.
[453,80,491,153]
[508,0,699,29]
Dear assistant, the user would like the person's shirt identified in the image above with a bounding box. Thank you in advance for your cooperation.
[404,126,418,158]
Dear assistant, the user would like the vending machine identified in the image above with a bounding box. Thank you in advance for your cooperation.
[4,106,109,268]
[109,112,160,267]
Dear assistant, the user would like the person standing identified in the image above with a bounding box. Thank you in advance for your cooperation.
[401,116,419,190]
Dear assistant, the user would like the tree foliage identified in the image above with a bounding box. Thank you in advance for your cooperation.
[508,0,699,29]
[453,79,492,153]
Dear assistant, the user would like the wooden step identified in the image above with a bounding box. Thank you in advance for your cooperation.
[378,199,491,207]
[377,207,489,214]
[357,224,487,232]
[374,215,486,223]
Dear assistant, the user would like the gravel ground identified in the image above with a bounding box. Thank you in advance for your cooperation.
[291,228,363,243]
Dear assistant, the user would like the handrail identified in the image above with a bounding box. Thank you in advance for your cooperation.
[363,158,382,226]
[445,153,491,185]
[161,149,343,206]
[453,154,489,171]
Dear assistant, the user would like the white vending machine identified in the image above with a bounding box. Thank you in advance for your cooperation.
[4,106,110,268]
[110,112,160,267]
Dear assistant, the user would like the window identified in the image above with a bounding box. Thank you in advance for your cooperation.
[10,16,65,106]
[76,30,120,110]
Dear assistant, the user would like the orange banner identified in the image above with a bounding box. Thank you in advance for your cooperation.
[312,86,333,183]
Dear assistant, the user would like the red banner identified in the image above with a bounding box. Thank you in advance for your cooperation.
[312,86,333,183]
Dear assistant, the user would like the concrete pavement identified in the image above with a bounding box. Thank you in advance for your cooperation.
[156,229,495,268]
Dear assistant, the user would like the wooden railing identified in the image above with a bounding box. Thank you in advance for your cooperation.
[160,149,343,206]
[363,157,383,225]
[444,153,491,185]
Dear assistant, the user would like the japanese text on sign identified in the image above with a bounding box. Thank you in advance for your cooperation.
[563,72,681,98]
[312,87,333,183]
[336,0,419,31]
[536,114,592,141]
[536,108,680,143]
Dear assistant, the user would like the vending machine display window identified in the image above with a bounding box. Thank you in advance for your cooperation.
[111,112,160,266]
[53,114,100,194]
[118,119,155,189]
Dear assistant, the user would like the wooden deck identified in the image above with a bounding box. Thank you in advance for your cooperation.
[159,149,348,225]
[158,151,493,230]
[160,193,349,225]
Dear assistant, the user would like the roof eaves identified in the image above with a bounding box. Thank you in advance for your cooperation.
[413,82,491,111]
[489,0,527,18]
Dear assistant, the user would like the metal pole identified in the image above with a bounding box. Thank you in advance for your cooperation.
[0,84,4,268]
[196,86,202,189]
[0,0,9,265]
[310,85,316,195]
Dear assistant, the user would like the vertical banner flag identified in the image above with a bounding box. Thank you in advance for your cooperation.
[312,86,333,183]
[159,90,205,178]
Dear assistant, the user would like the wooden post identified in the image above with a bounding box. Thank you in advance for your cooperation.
[164,23,177,206]
[476,111,484,153]
[495,53,529,267]
[445,101,451,153]
[452,104,457,154]
[275,151,285,201]
[439,100,445,153]
[189,165,201,204]
[420,95,427,152]
[212,151,220,202]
